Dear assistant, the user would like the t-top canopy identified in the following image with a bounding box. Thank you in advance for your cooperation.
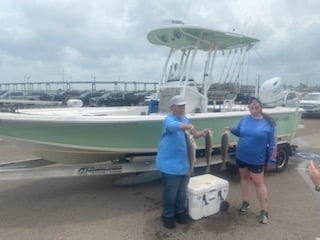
[147,24,259,51]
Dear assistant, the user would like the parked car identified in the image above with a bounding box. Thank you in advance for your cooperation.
[265,90,300,107]
[25,91,54,101]
[282,91,300,107]
[53,90,82,105]
[89,92,111,107]
[71,91,105,107]
[0,91,55,101]
[90,91,144,107]
[299,92,320,116]
[0,91,24,99]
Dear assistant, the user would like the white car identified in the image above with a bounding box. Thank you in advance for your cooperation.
[299,92,320,115]
[283,91,300,107]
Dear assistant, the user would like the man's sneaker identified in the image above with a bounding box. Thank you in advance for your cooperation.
[238,201,250,212]
[161,215,176,229]
[259,210,269,224]
[175,212,189,224]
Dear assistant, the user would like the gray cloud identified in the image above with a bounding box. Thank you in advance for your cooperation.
[0,0,319,88]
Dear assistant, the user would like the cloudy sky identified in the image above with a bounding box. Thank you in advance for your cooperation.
[0,0,319,91]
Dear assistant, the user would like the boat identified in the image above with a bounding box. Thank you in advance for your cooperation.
[0,22,302,173]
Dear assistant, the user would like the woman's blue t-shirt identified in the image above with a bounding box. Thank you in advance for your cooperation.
[230,115,276,165]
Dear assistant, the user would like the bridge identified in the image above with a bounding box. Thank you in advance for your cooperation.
[0,80,159,92]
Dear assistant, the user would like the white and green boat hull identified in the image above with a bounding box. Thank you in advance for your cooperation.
[0,107,301,164]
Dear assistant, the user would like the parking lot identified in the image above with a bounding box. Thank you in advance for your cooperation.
[0,119,319,240]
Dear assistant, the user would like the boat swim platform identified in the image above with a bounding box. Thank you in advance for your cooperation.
[0,154,232,181]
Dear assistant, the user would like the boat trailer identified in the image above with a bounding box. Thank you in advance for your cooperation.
[0,154,227,181]
[0,141,296,181]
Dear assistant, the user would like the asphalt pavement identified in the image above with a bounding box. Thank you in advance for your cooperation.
[0,119,319,240]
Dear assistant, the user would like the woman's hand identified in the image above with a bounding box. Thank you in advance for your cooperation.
[265,159,276,172]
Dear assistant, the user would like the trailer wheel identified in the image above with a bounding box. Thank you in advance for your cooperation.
[275,144,289,172]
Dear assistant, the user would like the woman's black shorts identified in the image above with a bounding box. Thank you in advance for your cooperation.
[236,159,264,174]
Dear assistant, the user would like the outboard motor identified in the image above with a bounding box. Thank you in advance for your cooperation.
[259,77,285,107]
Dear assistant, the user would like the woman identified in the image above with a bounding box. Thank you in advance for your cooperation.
[227,97,277,224]
[156,95,210,229]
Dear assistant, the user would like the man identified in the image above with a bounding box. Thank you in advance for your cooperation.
[156,95,209,229]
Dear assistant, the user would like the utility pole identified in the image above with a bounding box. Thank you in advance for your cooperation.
[24,75,30,92]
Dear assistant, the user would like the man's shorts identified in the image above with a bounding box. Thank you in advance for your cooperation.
[236,159,264,174]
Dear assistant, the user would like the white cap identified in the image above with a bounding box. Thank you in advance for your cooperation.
[170,95,187,106]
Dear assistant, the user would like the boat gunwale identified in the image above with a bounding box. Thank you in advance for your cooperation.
[0,107,302,123]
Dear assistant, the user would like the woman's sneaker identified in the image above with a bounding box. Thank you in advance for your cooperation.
[259,210,269,224]
[238,201,250,212]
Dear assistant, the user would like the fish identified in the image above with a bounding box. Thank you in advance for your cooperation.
[184,130,197,176]
[220,131,229,171]
[204,130,213,173]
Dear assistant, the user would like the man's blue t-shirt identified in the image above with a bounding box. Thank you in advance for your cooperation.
[230,115,276,165]
[155,114,190,175]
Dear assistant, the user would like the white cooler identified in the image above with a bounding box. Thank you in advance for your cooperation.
[187,174,229,220]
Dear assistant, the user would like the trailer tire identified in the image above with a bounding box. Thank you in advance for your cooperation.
[275,144,290,172]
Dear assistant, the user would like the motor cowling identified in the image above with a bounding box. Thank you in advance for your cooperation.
[259,77,285,105]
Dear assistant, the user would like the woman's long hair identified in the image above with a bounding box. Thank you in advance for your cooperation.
[261,112,276,127]
[248,97,276,127]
